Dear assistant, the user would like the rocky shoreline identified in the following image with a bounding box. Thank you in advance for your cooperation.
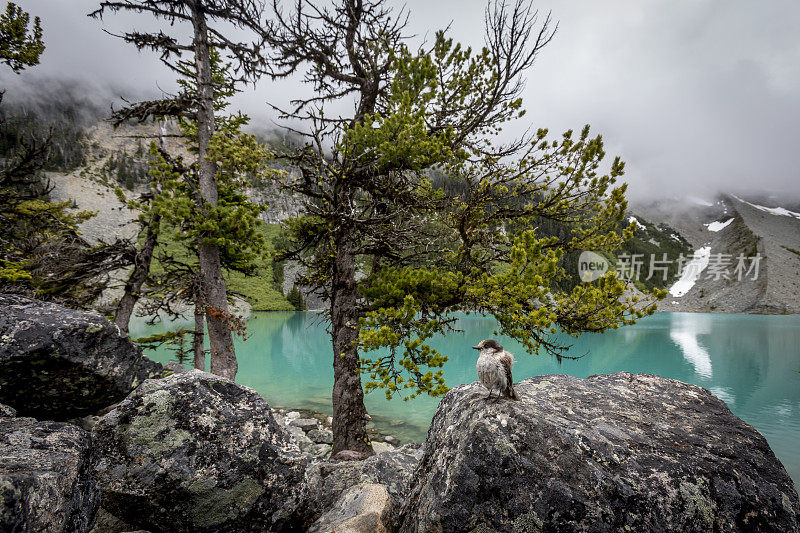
[271,406,403,461]
[2,294,799,532]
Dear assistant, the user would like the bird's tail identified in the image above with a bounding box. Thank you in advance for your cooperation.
[505,383,520,401]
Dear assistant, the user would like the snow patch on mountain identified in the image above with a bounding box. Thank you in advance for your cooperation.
[705,218,734,232]
[732,196,800,219]
[668,246,712,297]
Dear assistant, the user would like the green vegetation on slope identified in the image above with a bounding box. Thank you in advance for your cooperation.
[783,245,800,258]
[553,216,692,293]
[150,222,294,311]
[226,224,294,311]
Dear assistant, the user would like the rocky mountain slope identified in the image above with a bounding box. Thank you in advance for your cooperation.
[633,194,800,313]
[4,86,798,314]
[35,128,800,315]
[6,111,294,313]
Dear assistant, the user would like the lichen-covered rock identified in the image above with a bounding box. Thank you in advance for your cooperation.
[399,373,800,533]
[0,402,15,418]
[0,295,163,419]
[301,444,422,527]
[308,483,393,533]
[0,416,99,532]
[92,370,307,532]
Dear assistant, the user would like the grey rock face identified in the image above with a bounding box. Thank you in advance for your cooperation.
[308,428,334,444]
[371,442,396,455]
[0,295,163,419]
[88,508,142,533]
[291,418,319,432]
[301,444,423,528]
[163,361,189,374]
[308,483,393,533]
[399,373,800,533]
[307,443,332,460]
[0,416,99,533]
[0,402,16,418]
[92,370,307,532]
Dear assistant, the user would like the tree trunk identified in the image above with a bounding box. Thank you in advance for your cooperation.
[193,295,205,371]
[114,212,160,334]
[190,1,237,380]
[330,236,374,457]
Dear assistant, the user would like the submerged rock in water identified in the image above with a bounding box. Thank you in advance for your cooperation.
[0,416,99,533]
[0,295,163,419]
[92,370,306,532]
[399,372,800,533]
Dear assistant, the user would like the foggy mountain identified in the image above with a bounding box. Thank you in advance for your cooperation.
[3,79,798,314]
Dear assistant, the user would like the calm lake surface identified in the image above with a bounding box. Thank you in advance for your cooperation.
[132,312,800,488]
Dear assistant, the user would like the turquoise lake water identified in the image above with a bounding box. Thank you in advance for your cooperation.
[131,312,800,488]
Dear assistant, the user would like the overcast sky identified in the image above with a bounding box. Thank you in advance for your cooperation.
[5,0,800,201]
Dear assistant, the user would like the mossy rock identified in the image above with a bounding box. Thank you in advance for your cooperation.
[92,370,306,532]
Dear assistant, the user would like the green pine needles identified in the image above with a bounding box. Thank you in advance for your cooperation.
[0,2,44,73]
[279,29,665,401]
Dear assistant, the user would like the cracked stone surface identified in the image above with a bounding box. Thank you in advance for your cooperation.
[300,444,422,529]
[308,483,393,533]
[0,416,99,532]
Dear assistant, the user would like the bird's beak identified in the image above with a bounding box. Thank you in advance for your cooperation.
[472,345,480,350]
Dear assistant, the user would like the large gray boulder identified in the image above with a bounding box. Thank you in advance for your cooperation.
[0,416,99,532]
[301,443,423,527]
[0,295,163,419]
[308,483,393,533]
[399,373,800,533]
[92,370,307,532]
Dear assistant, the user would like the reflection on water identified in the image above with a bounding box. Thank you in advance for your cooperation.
[670,313,713,379]
[709,386,736,406]
[133,311,800,489]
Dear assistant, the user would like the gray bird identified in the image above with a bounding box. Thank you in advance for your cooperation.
[472,339,519,400]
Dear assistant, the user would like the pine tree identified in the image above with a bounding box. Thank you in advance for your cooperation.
[265,0,662,457]
[287,285,305,311]
[0,2,44,73]
[112,51,274,375]
[92,0,268,379]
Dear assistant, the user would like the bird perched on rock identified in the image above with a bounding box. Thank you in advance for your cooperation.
[473,339,519,400]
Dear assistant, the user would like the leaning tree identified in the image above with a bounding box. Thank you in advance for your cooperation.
[91,0,269,379]
[264,0,661,457]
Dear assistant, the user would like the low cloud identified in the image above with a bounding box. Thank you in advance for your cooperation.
[9,0,800,201]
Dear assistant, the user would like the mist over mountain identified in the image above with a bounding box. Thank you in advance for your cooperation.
[9,0,800,202]
[0,74,153,123]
